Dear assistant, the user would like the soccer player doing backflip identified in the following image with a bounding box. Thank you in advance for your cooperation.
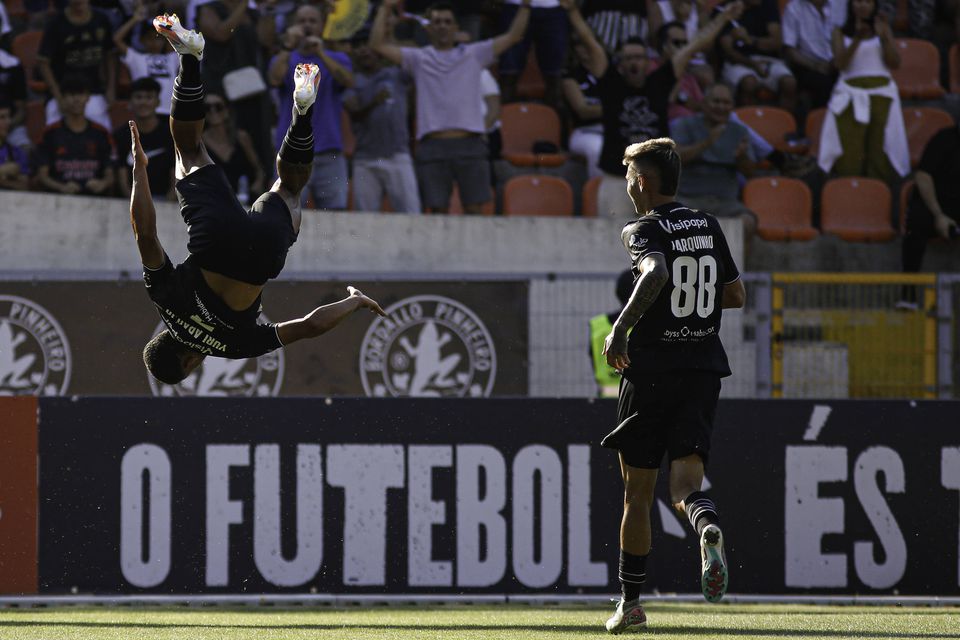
[600,138,746,633]
[132,14,384,385]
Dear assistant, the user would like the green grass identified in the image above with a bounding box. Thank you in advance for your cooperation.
[0,603,958,639]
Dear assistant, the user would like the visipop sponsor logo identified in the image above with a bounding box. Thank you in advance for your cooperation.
[658,218,708,234]
[146,318,284,397]
[359,295,496,397]
[0,295,71,395]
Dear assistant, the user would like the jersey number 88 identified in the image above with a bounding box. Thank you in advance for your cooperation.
[670,255,717,319]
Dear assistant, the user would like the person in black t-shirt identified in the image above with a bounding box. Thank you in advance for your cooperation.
[598,137,745,633]
[114,78,175,200]
[561,0,743,218]
[135,16,385,385]
[35,76,115,197]
[900,124,960,306]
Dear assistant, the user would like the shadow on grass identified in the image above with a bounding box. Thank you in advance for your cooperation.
[0,621,958,638]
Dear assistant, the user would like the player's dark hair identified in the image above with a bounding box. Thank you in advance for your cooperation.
[622,137,681,196]
[60,75,89,96]
[656,21,686,54]
[615,269,634,305]
[130,77,162,96]
[143,330,189,384]
[425,2,457,20]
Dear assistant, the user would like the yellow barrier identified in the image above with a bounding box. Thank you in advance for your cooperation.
[771,273,937,399]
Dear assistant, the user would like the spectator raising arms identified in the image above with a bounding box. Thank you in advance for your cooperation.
[36,76,115,197]
[566,0,744,217]
[114,3,180,115]
[498,0,569,109]
[561,4,605,178]
[370,0,532,214]
[37,0,116,130]
[343,34,421,214]
[818,0,908,182]
[268,3,354,210]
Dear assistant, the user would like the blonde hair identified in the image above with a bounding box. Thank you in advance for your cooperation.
[622,137,681,196]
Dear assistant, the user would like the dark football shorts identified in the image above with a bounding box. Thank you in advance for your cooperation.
[175,164,296,286]
[603,370,722,469]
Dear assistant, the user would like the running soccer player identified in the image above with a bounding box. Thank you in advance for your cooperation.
[600,137,746,633]
[133,15,385,385]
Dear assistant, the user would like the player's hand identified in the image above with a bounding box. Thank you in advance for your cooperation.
[348,286,387,317]
[602,329,631,371]
[130,121,148,169]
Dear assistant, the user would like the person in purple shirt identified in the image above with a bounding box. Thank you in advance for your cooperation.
[268,4,354,210]
[0,99,29,191]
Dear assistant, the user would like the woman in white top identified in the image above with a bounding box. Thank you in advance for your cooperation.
[818,0,908,181]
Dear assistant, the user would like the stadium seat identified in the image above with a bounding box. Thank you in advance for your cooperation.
[898,179,914,234]
[734,106,798,153]
[516,49,546,100]
[950,43,960,94]
[742,177,818,241]
[500,103,565,167]
[821,177,895,242]
[502,175,573,216]
[902,106,954,168]
[581,175,601,217]
[108,101,131,130]
[11,30,46,94]
[890,38,945,99]
[448,184,494,215]
[25,100,45,145]
[805,107,825,158]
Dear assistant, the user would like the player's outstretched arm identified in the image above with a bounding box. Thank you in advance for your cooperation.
[603,254,669,371]
[276,286,387,346]
[128,121,165,270]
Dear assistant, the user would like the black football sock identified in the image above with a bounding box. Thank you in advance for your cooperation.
[684,491,720,538]
[279,104,314,165]
[619,549,647,602]
[171,54,204,121]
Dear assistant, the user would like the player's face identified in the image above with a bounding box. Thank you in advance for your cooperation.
[131,90,160,119]
[426,10,457,48]
[618,44,649,87]
[178,351,205,376]
[625,164,643,211]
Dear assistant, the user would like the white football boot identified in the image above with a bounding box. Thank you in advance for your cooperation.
[605,597,647,634]
[293,63,322,115]
[700,524,729,603]
[153,13,205,60]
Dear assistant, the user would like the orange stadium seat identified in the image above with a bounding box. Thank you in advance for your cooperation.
[821,177,895,242]
[25,100,45,145]
[742,177,818,241]
[891,38,945,99]
[503,175,573,216]
[734,106,797,153]
[516,49,546,100]
[805,107,825,158]
[902,106,954,168]
[500,102,565,167]
[950,43,960,94]
[581,175,601,217]
[11,30,47,94]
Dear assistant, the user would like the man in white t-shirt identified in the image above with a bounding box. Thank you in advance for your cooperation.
[370,0,532,214]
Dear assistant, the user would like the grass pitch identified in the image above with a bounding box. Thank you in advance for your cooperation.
[0,603,958,639]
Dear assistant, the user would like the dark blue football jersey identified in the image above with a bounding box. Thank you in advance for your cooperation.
[620,201,741,377]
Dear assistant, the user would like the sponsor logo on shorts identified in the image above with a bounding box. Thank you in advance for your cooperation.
[659,218,708,234]
[147,315,284,397]
[359,295,496,398]
[0,295,71,396]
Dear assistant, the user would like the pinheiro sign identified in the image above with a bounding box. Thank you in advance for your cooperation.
[359,295,496,398]
[0,295,71,396]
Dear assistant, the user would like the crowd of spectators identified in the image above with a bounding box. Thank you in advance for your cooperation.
[0,0,959,271]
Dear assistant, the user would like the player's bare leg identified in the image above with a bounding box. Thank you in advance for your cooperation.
[671,453,728,603]
[606,456,656,633]
[153,13,212,179]
[270,63,321,234]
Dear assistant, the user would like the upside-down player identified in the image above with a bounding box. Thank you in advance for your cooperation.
[600,137,746,633]
[132,15,385,385]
